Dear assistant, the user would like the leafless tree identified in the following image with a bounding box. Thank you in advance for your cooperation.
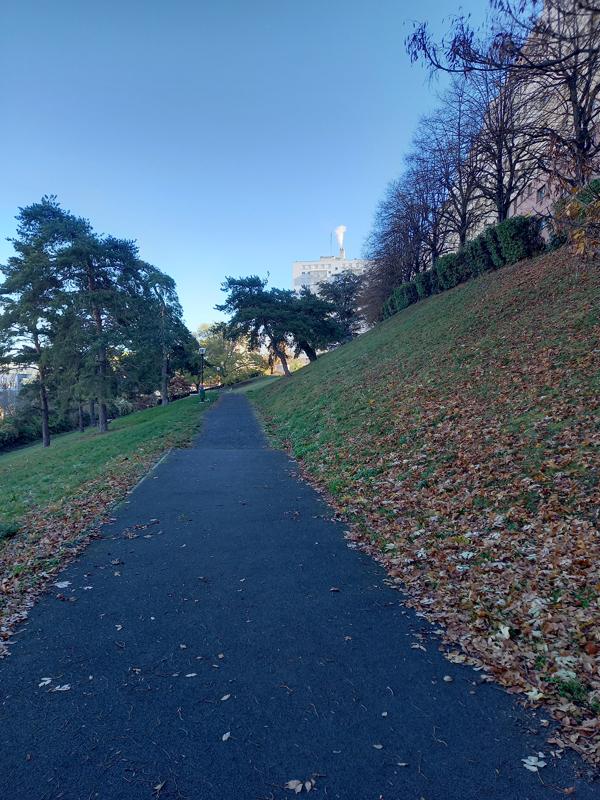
[407,0,600,190]
[414,79,486,245]
[467,68,541,221]
[362,160,449,322]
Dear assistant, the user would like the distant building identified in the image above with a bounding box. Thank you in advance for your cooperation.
[292,225,370,293]
[0,366,36,419]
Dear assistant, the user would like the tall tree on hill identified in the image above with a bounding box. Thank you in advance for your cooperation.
[63,228,147,431]
[292,289,342,360]
[135,266,191,405]
[415,80,485,245]
[0,197,69,446]
[315,271,365,341]
[362,171,445,324]
[466,68,539,222]
[218,276,341,374]
[217,276,294,375]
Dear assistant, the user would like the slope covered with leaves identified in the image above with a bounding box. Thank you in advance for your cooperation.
[0,396,210,656]
[253,250,600,762]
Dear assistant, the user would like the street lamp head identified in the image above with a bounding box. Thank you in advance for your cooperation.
[198,347,206,355]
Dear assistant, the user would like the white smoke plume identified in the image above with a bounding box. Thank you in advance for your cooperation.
[334,225,347,251]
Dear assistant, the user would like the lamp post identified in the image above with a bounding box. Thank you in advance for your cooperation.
[198,347,206,402]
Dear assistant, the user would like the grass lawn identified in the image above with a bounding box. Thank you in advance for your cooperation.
[252,249,600,762]
[0,394,212,529]
[229,375,280,394]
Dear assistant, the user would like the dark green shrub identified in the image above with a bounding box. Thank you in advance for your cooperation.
[495,216,545,264]
[390,282,418,311]
[414,270,433,299]
[463,235,494,276]
[382,296,395,319]
[0,421,20,451]
[483,226,505,268]
[435,253,464,290]
[383,281,419,318]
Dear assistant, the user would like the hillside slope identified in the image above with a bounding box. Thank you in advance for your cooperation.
[253,249,600,762]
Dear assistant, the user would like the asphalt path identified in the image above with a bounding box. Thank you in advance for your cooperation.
[0,394,597,799]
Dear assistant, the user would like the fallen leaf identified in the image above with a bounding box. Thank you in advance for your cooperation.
[522,753,547,772]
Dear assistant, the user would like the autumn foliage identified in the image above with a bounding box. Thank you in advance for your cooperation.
[254,248,600,762]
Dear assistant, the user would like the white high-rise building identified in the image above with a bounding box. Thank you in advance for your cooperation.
[292,225,370,293]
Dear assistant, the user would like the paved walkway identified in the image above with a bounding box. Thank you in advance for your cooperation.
[0,395,596,799]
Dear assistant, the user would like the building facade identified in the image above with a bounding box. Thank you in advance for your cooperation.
[292,254,370,293]
[0,366,36,419]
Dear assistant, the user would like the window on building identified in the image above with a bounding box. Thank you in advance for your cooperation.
[537,185,547,203]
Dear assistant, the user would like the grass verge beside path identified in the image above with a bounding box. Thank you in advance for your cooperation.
[0,395,211,654]
[252,249,600,764]
[229,375,280,394]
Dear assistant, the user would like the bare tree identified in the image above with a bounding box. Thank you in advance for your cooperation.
[414,79,486,245]
[407,0,600,190]
[467,68,540,222]
[362,161,449,322]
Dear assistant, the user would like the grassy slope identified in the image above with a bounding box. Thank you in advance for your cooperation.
[229,375,280,394]
[252,250,600,760]
[0,395,210,651]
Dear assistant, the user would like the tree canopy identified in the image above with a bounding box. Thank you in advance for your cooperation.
[217,275,348,375]
[0,196,197,447]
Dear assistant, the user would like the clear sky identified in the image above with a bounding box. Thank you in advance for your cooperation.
[0,0,484,329]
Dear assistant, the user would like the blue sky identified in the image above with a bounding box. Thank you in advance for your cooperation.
[0,0,483,329]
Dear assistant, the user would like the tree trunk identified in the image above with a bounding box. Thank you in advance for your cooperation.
[78,402,85,432]
[88,260,109,432]
[299,340,318,362]
[160,354,169,405]
[98,399,108,433]
[89,398,96,427]
[40,382,50,448]
[277,348,291,376]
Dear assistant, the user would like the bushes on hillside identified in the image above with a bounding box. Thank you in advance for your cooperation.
[495,216,545,264]
[415,270,435,299]
[383,281,418,317]
[383,215,544,318]
[435,253,463,290]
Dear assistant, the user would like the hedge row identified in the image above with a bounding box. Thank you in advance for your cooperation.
[383,215,545,318]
